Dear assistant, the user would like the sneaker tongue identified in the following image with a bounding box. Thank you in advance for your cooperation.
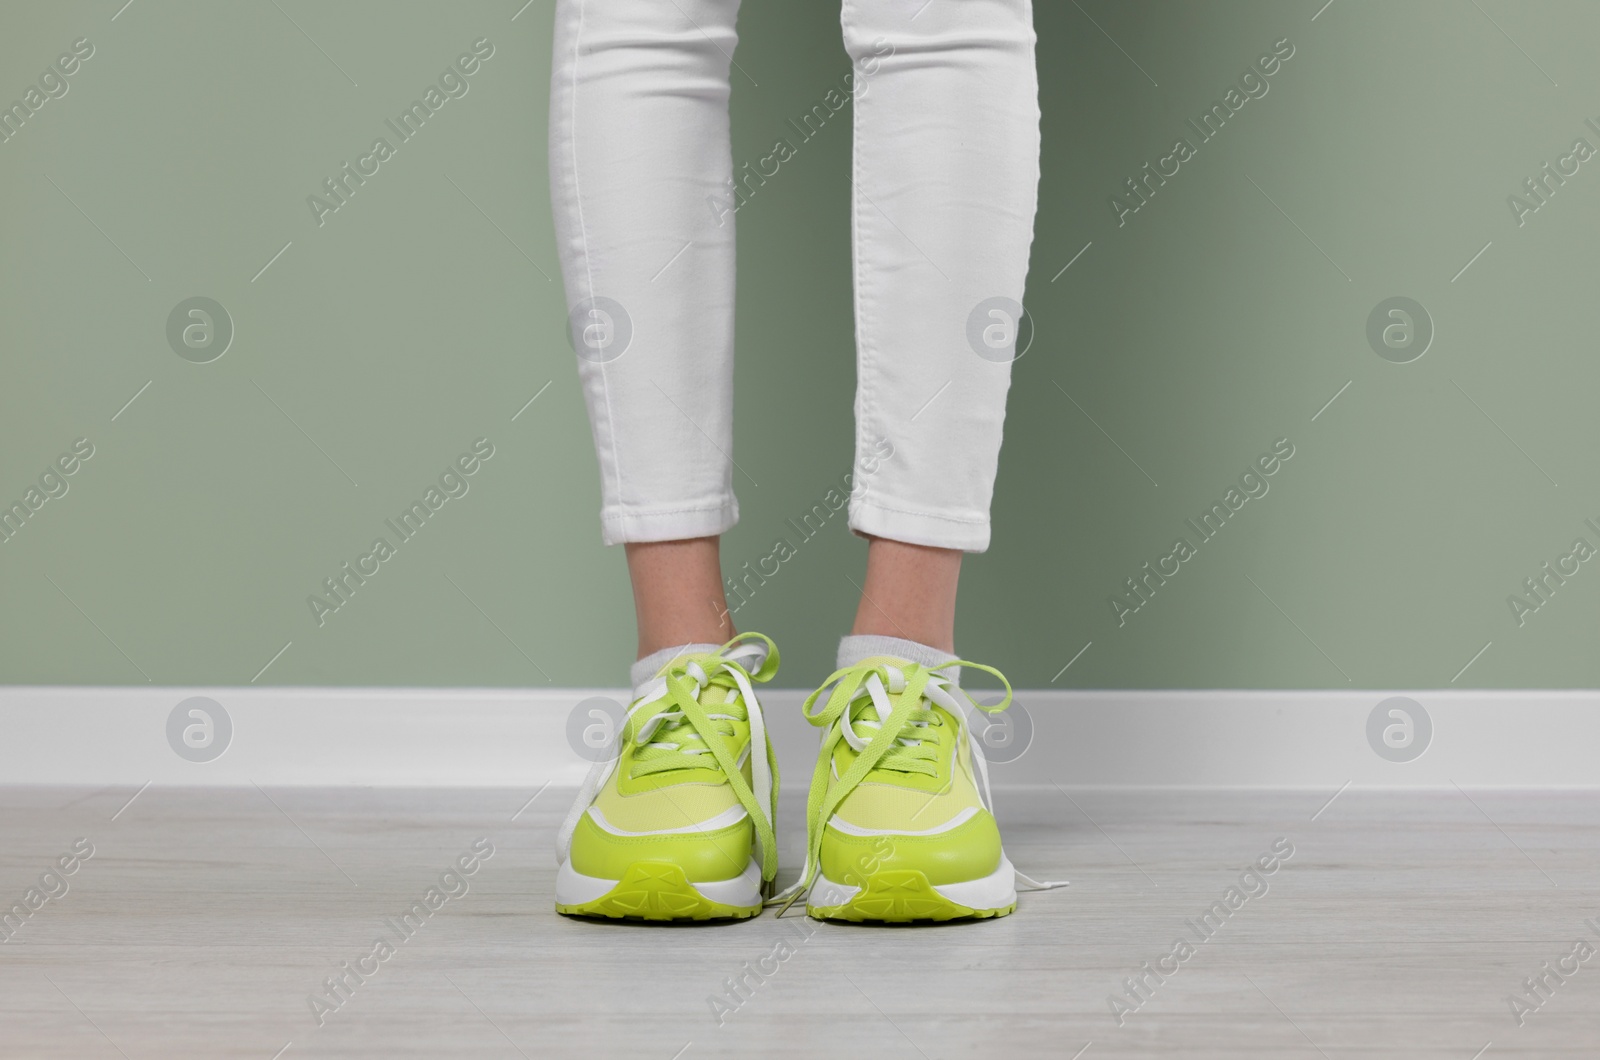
[852,655,918,670]
[848,656,922,724]
[634,657,738,773]
[839,657,946,777]
[630,642,722,700]
[630,650,726,700]
[656,655,735,709]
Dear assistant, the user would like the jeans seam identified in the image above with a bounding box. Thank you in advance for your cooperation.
[842,0,877,500]
[568,0,625,515]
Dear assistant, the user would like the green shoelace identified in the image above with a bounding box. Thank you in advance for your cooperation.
[623,633,783,891]
[772,657,1015,914]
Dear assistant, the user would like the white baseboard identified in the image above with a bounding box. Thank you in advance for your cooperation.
[1,687,1596,787]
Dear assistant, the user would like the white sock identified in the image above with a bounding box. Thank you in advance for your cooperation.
[629,642,721,699]
[837,634,960,685]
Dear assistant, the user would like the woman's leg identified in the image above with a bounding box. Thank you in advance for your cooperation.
[839,0,1041,594]
[626,538,735,658]
[549,2,784,922]
[548,0,745,661]
[849,536,961,653]
[777,3,1043,923]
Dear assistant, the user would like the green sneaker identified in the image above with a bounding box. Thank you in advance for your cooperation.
[555,634,781,920]
[775,654,1060,922]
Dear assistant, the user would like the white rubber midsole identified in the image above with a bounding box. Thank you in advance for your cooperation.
[555,857,763,908]
[808,852,1019,910]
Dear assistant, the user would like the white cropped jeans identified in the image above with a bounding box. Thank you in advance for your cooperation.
[548,0,1040,552]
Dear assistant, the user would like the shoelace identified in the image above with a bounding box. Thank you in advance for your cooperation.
[631,665,755,777]
[556,633,783,894]
[771,657,1067,914]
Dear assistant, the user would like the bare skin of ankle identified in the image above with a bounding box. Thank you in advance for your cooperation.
[849,535,961,653]
[626,537,735,659]
[626,534,959,660]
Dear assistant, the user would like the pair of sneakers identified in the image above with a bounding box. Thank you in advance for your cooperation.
[554,633,1055,922]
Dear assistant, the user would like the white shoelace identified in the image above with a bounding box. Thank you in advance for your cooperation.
[556,641,774,867]
[771,662,1069,908]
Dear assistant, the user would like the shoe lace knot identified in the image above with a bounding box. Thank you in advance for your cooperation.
[771,656,1015,914]
[630,655,757,777]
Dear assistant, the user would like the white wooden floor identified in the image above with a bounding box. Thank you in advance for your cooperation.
[0,785,1595,1058]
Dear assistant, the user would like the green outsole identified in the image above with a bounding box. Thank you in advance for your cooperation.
[806,868,1016,923]
[556,860,761,922]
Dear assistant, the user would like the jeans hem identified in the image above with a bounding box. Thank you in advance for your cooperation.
[847,496,991,553]
[600,499,739,547]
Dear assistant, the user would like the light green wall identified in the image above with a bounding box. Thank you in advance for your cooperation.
[3,0,1597,689]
